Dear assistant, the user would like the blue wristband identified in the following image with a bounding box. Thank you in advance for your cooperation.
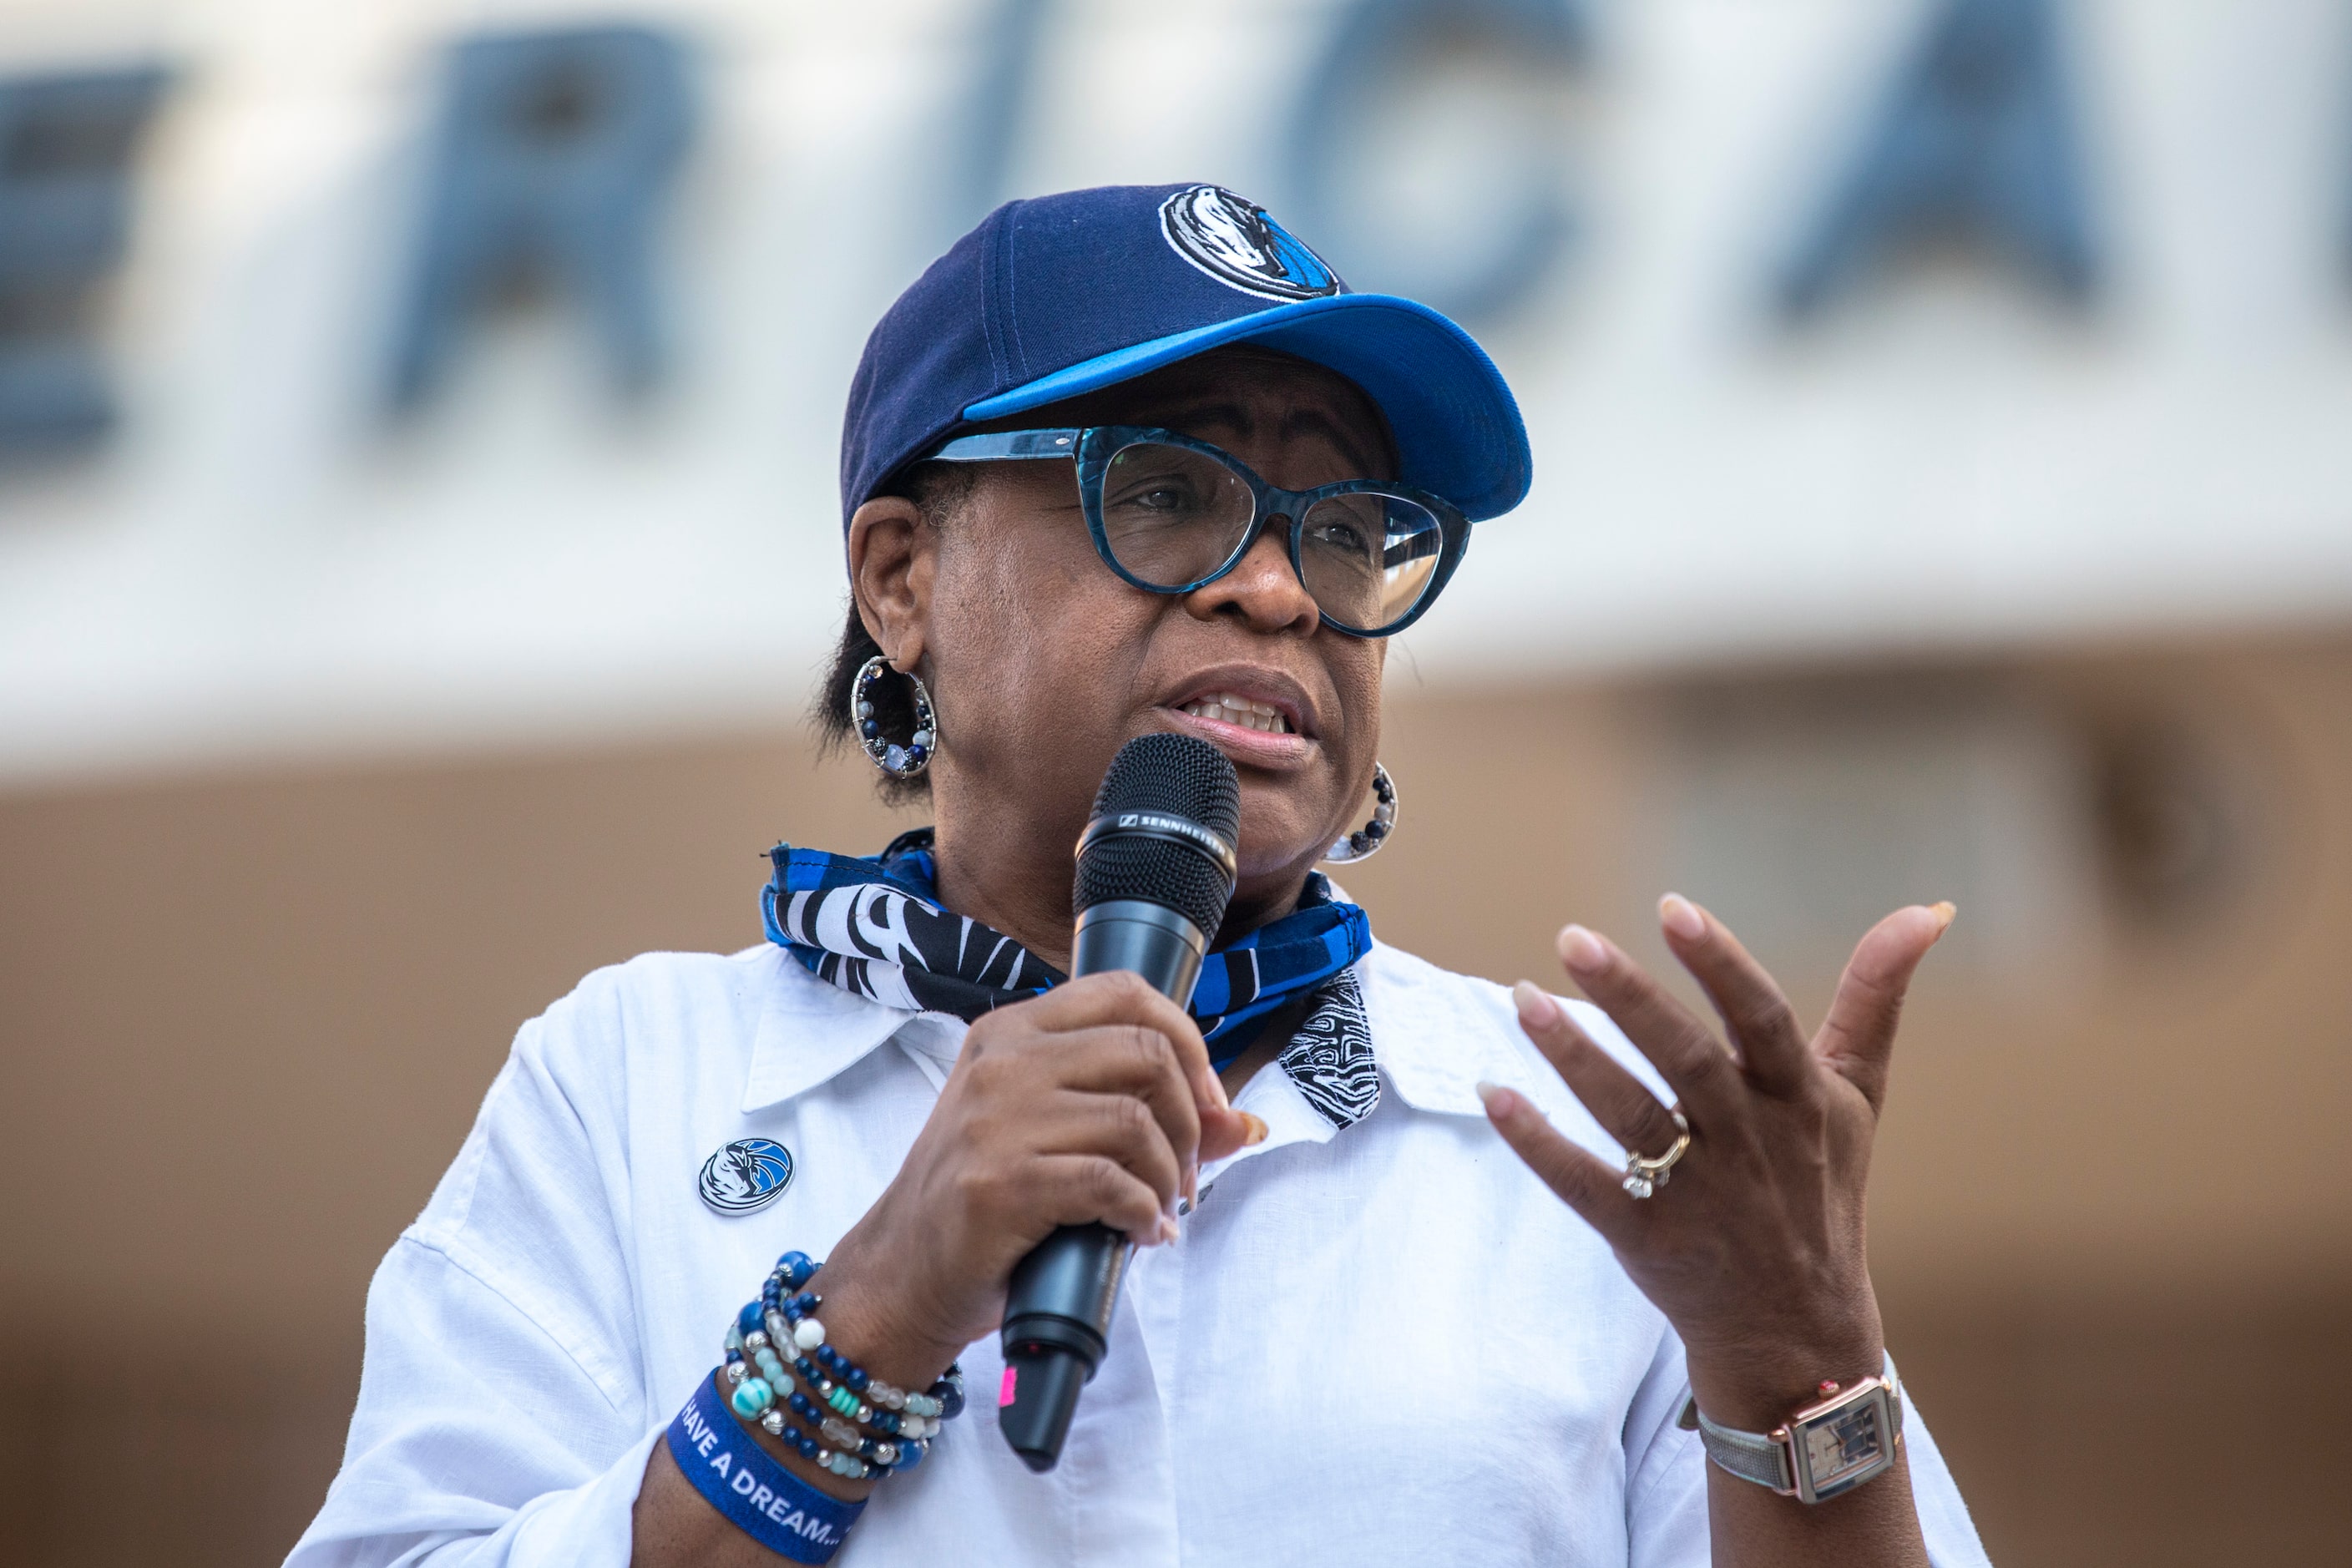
[668,1371,867,1562]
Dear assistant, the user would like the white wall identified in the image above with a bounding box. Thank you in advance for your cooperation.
[3,0,2349,782]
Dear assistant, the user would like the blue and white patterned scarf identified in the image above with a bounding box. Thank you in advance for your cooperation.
[762,829,1381,1127]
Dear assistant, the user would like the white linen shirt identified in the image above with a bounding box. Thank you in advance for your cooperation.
[289,939,1990,1567]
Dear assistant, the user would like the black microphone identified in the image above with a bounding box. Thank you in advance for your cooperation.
[997,732,1241,1473]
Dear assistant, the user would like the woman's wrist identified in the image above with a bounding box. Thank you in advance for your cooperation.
[1681,1306,1886,1431]
[811,1235,969,1393]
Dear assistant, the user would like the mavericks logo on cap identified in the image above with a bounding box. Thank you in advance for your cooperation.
[1160,185,1343,301]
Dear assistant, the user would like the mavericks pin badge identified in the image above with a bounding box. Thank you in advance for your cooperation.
[699,1137,794,1215]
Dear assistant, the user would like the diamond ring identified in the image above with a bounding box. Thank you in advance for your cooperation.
[1622,1108,1691,1199]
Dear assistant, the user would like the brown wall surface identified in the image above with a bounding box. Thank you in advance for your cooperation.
[4,633,2349,1564]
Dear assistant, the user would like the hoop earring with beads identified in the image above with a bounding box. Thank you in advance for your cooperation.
[850,656,938,779]
[1323,762,1398,862]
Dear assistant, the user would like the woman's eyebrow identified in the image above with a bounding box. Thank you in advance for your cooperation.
[1145,400,1384,478]
[1148,399,1254,442]
[1277,407,1384,478]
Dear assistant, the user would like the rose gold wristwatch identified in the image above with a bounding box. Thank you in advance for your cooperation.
[1676,1352,1905,1504]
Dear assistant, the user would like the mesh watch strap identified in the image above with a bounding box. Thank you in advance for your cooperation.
[1685,1408,1794,1489]
[1675,1352,1904,1495]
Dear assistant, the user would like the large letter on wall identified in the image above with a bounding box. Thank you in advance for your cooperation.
[0,67,171,452]
[1778,0,2097,316]
[388,26,694,410]
[1285,0,1589,322]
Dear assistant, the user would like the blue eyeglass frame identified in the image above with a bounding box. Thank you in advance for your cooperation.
[920,425,1473,639]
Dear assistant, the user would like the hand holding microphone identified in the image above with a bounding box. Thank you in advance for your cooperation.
[808,736,1252,1473]
[998,733,1243,1470]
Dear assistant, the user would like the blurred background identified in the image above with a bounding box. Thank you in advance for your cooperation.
[3,0,2349,1561]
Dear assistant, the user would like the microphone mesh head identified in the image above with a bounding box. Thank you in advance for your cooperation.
[1074,734,1242,936]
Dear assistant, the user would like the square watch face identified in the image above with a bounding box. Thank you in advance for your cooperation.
[1798,1396,1888,1497]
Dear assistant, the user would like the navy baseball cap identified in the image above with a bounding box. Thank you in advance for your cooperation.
[839,183,1531,529]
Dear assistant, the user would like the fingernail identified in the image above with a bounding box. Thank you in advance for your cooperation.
[1158,1216,1181,1247]
[1557,924,1607,974]
[1659,893,1706,943]
[1930,900,1957,933]
[1511,979,1559,1029]
[1240,1112,1268,1146]
[1474,1080,1520,1117]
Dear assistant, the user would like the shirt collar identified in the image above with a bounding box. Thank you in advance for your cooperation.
[1356,942,1544,1119]
[740,948,922,1113]
[1195,944,1535,1189]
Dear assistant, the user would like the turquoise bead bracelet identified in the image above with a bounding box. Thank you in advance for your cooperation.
[716,1249,965,1483]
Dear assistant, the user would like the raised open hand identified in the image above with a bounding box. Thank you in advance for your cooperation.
[1478,893,1953,1429]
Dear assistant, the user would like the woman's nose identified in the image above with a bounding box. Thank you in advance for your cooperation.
[1185,516,1320,632]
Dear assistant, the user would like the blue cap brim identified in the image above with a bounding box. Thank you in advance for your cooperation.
[959,293,1530,523]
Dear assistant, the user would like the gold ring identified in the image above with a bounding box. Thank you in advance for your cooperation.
[1621,1108,1690,1200]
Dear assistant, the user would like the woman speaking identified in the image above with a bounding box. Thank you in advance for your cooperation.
[291,185,1988,1566]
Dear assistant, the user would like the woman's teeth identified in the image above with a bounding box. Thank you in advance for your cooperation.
[1182,693,1292,735]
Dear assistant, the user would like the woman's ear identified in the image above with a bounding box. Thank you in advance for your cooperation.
[847,495,933,672]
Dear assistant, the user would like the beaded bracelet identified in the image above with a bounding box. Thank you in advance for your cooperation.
[717,1249,966,1480]
[774,1393,927,1477]
[724,1330,905,1481]
[726,1337,928,1479]
[725,1308,953,1470]
[766,1252,962,1423]
[749,1252,964,1426]
[725,1339,903,1482]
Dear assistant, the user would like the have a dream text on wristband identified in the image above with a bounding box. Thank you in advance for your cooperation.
[669,1371,866,1562]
